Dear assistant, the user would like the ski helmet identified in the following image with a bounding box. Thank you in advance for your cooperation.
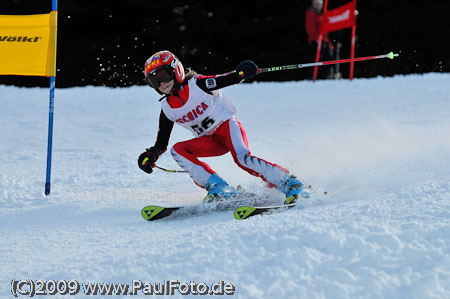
[144,50,185,89]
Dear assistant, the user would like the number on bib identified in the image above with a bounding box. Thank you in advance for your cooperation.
[191,117,215,135]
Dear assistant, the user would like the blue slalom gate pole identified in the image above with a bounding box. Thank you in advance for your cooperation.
[45,77,55,196]
[45,0,58,196]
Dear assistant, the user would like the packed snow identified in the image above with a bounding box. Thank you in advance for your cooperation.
[1,73,450,298]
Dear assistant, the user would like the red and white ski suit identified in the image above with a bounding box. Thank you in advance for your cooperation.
[151,71,288,188]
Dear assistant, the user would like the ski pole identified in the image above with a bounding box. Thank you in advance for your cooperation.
[258,52,399,74]
[155,165,188,173]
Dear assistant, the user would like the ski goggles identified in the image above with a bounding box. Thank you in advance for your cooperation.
[145,66,174,89]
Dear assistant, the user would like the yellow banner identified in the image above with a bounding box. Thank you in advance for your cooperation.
[0,11,57,77]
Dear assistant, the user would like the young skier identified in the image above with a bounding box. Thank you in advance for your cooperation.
[138,50,310,204]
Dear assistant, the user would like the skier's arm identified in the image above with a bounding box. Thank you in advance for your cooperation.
[152,110,174,157]
[138,110,174,174]
[195,71,241,92]
[196,60,259,92]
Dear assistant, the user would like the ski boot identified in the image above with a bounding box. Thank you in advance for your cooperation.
[204,173,238,202]
[277,174,310,205]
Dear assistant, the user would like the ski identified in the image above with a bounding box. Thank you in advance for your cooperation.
[141,192,270,221]
[141,205,181,221]
[142,186,326,221]
[234,202,298,220]
[233,185,327,220]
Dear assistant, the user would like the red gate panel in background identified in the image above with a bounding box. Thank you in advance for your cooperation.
[313,0,357,81]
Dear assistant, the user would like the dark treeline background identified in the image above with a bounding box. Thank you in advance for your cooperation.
[1,0,449,87]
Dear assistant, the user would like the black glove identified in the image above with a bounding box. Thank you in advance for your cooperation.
[236,60,259,80]
[138,148,157,174]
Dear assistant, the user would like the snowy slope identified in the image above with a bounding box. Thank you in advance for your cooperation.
[1,73,450,298]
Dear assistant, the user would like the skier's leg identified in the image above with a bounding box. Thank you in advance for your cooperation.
[171,136,238,200]
[217,118,287,187]
[218,118,310,203]
[170,135,228,187]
